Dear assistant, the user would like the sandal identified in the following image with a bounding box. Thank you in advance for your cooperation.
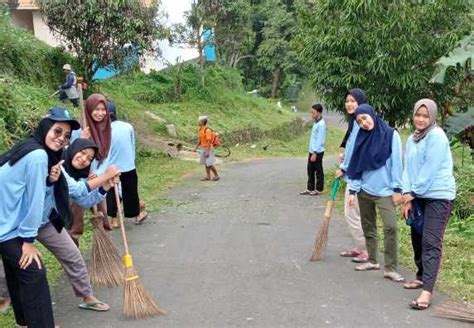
[309,190,321,196]
[78,301,110,312]
[384,271,405,282]
[352,252,369,263]
[200,177,211,181]
[404,280,423,289]
[340,248,361,257]
[212,176,220,181]
[409,299,431,310]
[299,190,311,195]
[135,211,148,225]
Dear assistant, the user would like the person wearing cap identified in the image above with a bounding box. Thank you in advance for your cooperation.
[401,99,455,310]
[193,115,220,181]
[105,101,148,226]
[300,103,326,196]
[0,107,80,327]
[59,63,79,108]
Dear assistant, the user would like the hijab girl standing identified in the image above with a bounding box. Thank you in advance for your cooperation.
[336,89,368,263]
[401,99,455,310]
[0,108,79,328]
[69,93,113,241]
[346,104,404,282]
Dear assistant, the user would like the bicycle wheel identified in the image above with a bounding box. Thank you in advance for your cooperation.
[215,146,231,158]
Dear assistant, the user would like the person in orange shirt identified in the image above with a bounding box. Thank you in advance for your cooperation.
[193,116,220,181]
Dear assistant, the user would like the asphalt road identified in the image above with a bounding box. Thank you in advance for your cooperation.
[53,158,467,327]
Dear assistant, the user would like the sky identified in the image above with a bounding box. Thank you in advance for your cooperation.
[147,0,197,71]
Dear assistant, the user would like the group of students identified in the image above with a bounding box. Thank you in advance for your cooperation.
[312,89,455,311]
[0,92,146,327]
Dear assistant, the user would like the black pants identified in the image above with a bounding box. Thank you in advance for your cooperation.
[0,238,54,327]
[410,198,452,292]
[307,152,324,192]
[107,169,140,218]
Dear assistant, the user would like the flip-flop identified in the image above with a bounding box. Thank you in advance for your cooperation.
[78,301,110,312]
[404,280,424,289]
[409,299,431,310]
[200,177,211,181]
[135,211,149,225]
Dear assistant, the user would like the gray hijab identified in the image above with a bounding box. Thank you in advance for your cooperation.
[413,98,438,143]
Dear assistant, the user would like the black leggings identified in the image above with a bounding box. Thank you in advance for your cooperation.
[0,238,54,327]
[106,169,140,218]
[410,198,452,292]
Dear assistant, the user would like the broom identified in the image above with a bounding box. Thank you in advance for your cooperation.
[433,301,474,323]
[114,186,166,319]
[310,178,340,261]
[88,206,123,287]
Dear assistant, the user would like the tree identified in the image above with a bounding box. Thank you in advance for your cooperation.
[38,0,166,81]
[213,0,255,68]
[256,0,300,98]
[295,0,472,125]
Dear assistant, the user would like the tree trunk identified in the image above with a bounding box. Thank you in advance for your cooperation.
[198,40,204,66]
[271,64,281,99]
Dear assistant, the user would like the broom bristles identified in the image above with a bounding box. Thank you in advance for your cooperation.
[310,215,330,261]
[434,301,474,323]
[89,215,124,287]
[123,266,166,319]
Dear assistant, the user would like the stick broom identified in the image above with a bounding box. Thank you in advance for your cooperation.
[114,186,166,319]
[310,179,340,261]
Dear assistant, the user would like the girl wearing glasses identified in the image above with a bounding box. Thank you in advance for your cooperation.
[0,108,79,328]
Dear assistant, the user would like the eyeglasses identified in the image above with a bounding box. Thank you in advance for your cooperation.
[53,127,71,141]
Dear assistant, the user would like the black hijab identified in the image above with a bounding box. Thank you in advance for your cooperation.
[340,88,367,148]
[0,118,71,233]
[62,139,98,180]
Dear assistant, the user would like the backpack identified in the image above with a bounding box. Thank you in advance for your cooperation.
[205,127,221,148]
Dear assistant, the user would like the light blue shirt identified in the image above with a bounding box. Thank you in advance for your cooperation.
[348,131,403,197]
[109,120,136,172]
[340,123,360,182]
[308,118,326,153]
[402,127,455,200]
[0,150,48,242]
[41,169,105,226]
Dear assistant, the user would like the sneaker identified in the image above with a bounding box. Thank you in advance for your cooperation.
[352,252,369,263]
[355,262,380,271]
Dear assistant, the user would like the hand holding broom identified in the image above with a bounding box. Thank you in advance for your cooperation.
[114,185,166,319]
[310,178,340,261]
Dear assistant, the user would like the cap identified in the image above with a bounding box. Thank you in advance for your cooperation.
[62,64,72,70]
[47,107,80,130]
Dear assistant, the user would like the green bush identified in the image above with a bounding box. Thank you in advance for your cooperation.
[447,165,474,239]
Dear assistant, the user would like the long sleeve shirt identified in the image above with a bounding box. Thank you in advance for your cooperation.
[108,120,136,172]
[402,127,455,200]
[348,131,403,197]
[340,123,360,172]
[41,169,105,227]
[308,118,326,154]
[0,150,48,242]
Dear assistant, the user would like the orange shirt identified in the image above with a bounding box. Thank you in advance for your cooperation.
[199,126,213,148]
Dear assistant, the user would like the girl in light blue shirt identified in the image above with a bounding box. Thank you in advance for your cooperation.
[401,99,455,311]
[0,108,80,327]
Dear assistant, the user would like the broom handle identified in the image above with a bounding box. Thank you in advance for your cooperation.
[114,184,131,256]
[330,178,341,201]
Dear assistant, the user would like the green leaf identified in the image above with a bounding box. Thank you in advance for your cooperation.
[445,106,474,139]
